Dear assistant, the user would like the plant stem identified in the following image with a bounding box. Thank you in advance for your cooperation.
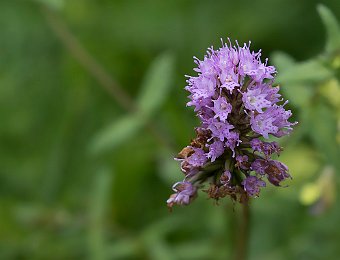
[234,202,250,260]
[41,5,134,112]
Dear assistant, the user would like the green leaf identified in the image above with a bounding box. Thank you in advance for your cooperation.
[157,148,182,185]
[87,166,113,260]
[272,52,313,107]
[106,239,138,259]
[141,217,182,260]
[317,4,340,54]
[89,114,145,154]
[271,51,296,72]
[137,52,175,117]
[34,0,64,10]
[275,59,333,84]
[307,101,340,170]
[282,84,313,108]
[279,145,321,183]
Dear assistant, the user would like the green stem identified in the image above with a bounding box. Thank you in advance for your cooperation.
[234,202,250,260]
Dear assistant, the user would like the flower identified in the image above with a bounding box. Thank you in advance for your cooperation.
[236,155,249,170]
[186,148,208,167]
[220,170,232,185]
[167,182,197,207]
[207,119,234,141]
[242,176,266,197]
[250,139,281,158]
[212,96,232,121]
[251,159,267,175]
[207,140,224,162]
[167,39,296,208]
[242,85,272,113]
[265,160,291,186]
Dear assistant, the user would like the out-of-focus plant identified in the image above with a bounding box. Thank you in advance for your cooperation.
[89,52,175,154]
[272,4,340,213]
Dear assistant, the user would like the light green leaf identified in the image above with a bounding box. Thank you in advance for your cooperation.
[89,114,145,154]
[317,4,340,54]
[34,0,64,10]
[141,217,182,260]
[279,145,321,183]
[275,59,333,84]
[88,166,113,260]
[281,84,313,108]
[271,51,296,72]
[174,241,215,259]
[106,239,138,259]
[307,101,340,170]
[137,52,175,117]
[157,148,182,185]
[272,52,313,108]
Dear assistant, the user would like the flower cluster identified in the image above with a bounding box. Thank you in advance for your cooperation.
[167,39,296,208]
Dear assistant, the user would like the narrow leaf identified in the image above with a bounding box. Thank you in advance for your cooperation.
[282,84,312,108]
[272,52,312,108]
[307,101,340,170]
[275,59,333,84]
[271,51,296,72]
[137,52,175,117]
[106,239,138,259]
[157,149,182,185]
[89,114,145,154]
[317,4,340,54]
[34,0,64,10]
[88,166,113,260]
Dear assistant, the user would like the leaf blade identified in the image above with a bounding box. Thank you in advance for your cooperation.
[137,52,175,117]
[89,114,145,154]
[271,51,296,72]
[275,59,333,84]
[87,166,113,259]
[317,4,340,54]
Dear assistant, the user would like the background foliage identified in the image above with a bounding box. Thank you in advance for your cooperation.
[1,0,340,259]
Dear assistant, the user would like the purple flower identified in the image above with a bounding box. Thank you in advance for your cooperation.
[251,159,267,175]
[262,142,281,157]
[186,76,216,100]
[212,96,232,122]
[220,170,232,185]
[250,138,263,152]
[270,104,296,137]
[251,103,295,138]
[236,155,249,170]
[187,96,212,112]
[167,182,197,207]
[265,160,291,186]
[250,139,281,157]
[207,140,225,162]
[251,159,291,186]
[250,111,279,139]
[224,131,240,156]
[194,56,218,77]
[207,119,234,141]
[242,176,266,197]
[242,85,272,113]
[186,148,207,167]
[168,39,295,207]
[220,69,240,93]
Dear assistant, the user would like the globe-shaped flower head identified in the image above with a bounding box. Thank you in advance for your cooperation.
[167,39,297,208]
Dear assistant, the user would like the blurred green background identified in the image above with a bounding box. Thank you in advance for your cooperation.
[1,0,340,259]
